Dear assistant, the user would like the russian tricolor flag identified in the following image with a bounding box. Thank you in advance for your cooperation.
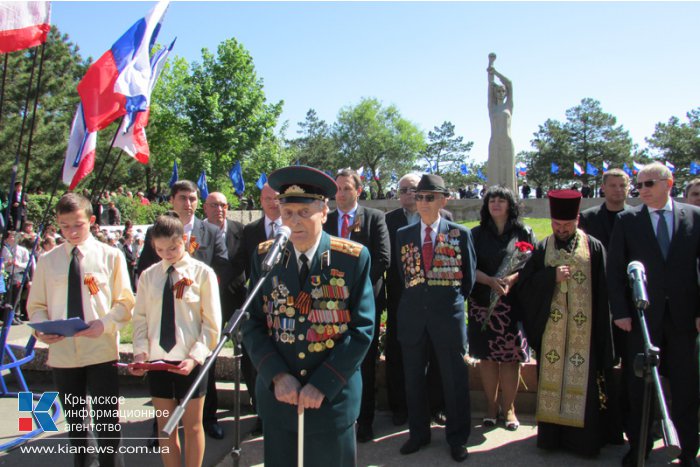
[632,161,642,174]
[0,2,51,54]
[114,38,175,164]
[63,104,97,190]
[664,161,676,173]
[573,162,583,176]
[76,1,169,132]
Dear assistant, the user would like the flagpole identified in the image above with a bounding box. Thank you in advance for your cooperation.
[100,150,127,197]
[88,118,124,202]
[20,42,47,192]
[0,53,8,128]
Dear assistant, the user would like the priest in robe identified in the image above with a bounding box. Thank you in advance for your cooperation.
[517,189,615,457]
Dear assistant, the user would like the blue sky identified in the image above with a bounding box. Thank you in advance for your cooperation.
[52,1,700,164]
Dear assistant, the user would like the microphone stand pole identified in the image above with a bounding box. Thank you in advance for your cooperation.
[633,304,681,466]
[162,264,276,467]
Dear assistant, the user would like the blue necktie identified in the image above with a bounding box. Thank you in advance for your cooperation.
[656,210,670,260]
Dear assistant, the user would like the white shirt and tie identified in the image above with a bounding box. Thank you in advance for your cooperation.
[265,216,282,240]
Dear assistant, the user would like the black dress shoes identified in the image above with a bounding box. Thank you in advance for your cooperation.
[450,444,469,462]
[431,411,447,426]
[204,421,225,440]
[400,437,430,455]
[356,423,374,443]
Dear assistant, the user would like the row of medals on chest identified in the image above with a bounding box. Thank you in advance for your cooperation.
[265,275,350,352]
[402,236,463,287]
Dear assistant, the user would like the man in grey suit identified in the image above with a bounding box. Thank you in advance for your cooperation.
[608,162,700,467]
[323,168,390,442]
[137,180,232,442]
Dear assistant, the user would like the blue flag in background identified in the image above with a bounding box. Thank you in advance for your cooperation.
[690,161,700,175]
[197,170,209,200]
[586,162,599,176]
[460,164,469,175]
[255,173,267,190]
[551,162,559,174]
[168,160,178,187]
[229,161,245,195]
[623,163,633,176]
[477,169,486,181]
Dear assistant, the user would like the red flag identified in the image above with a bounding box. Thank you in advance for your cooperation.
[0,2,51,54]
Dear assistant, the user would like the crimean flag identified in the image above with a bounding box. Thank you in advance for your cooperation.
[0,2,51,54]
[62,104,97,190]
[77,1,169,132]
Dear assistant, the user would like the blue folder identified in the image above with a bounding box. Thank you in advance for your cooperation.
[28,318,89,337]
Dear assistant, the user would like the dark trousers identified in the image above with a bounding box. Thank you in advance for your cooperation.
[385,303,445,417]
[402,332,471,447]
[625,312,699,460]
[263,422,355,467]
[53,361,122,467]
[358,304,381,426]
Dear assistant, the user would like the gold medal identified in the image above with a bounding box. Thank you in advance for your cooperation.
[325,339,335,349]
[330,277,337,286]
[285,307,295,318]
[336,278,345,287]
[327,300,336,310]
[308,343,315,352]
[314,342,324,352]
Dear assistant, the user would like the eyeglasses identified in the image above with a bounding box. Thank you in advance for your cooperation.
[205,203,228,209]
[398,187,416,194]
[634,179,668,190]
[414,194,439,202]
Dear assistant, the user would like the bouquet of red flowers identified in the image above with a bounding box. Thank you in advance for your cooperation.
[482,241,534,331]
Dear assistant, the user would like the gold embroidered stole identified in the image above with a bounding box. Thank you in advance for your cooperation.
[536,230,593,428]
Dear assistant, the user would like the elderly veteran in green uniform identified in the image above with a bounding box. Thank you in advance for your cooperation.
[396,173,476,462]
[242,165,375,467]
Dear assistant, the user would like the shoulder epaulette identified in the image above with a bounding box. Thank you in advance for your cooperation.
[330,237,363,257]
[257,239,274,255]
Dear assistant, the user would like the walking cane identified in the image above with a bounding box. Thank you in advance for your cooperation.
[298,409,304,467]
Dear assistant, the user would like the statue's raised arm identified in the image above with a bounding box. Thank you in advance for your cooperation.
[487,53,513,113]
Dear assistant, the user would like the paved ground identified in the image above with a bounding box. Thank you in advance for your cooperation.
[0,322,686,466]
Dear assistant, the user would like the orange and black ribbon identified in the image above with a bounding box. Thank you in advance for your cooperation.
[84,275,99,296]
[173,277,193,299]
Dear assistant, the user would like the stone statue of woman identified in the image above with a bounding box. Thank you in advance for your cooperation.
[487,53,517,195]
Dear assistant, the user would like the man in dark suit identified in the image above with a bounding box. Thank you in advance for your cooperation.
[608,162,700,467]
[118,231,137,291]
[136,180,232,442]
[323,168,390,442]
[9,181,27,231]
[202,191,248,436]
[385,173,451,426]
[396,174,475,462]
[242,165,374,466]
[578,167,630,445]
[242,183,282,278]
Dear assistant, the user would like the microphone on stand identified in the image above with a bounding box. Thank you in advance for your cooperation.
[262,225,291,272]
[627,260,649,310]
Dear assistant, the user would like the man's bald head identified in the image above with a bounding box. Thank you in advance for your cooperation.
[203,192,228,228]
[260,183,281,220]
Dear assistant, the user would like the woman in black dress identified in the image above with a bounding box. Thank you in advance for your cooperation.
[468,186,535,430]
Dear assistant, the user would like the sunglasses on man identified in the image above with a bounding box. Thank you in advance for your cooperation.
[414,193,442,202]
[634,179,667,190]
[398,188,416,194]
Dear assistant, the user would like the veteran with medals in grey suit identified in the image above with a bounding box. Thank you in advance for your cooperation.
[396,174,476,462]
[242,165,375,467]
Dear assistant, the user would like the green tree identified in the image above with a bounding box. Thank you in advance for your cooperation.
[422,121,474,189]
[333,98,424,196]
[646,108,700,185]
[289,109,338,168]
[186,38,283,190]
[0,27,88,193]
[525,99,633,188]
